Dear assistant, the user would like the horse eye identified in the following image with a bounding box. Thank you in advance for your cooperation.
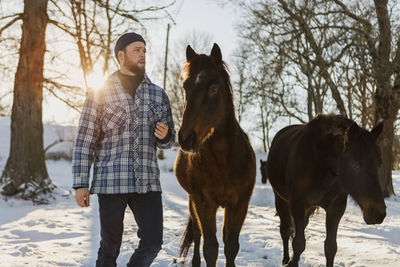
[209,85,218,96]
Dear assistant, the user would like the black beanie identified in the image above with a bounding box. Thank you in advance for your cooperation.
[114,32,146,58]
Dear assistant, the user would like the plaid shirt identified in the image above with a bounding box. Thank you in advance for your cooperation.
[72,71,175,194]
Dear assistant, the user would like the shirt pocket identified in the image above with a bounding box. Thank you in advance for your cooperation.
[148,101,165,124]
[102,104,128,131]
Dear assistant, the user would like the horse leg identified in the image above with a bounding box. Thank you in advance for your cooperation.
[189,198,202,267]
[180,196,202,267]
[286,200,306,267]
[222,200,250,267]
[274,193,292,265]
[324,195,347,267]
[193,199,218,267]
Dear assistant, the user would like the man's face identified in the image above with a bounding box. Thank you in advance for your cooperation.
[120,41,146,74]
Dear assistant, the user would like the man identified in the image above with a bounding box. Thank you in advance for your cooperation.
[72,32,175,267]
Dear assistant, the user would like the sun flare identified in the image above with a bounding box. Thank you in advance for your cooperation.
[86,67,106,92]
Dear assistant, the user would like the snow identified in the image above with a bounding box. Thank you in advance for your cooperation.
[0,117,399,266]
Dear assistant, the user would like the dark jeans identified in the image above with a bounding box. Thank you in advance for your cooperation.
[95,192,163,267]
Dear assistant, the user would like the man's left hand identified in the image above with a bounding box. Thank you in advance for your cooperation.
[155,122,169,140]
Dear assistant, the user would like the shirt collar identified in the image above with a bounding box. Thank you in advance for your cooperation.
[109,71,152,104]
[143,74,152,85]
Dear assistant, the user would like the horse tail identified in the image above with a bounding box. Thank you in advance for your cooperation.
[179,217,194,258]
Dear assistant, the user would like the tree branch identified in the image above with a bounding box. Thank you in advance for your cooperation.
[43,79,82,113]
[331,0,378,60]
[48,19,75,36]
[44,139,64,153]
[278,0,347,116]
[95,0,175,14]
[0,15,22,36]
[393,35,400,73]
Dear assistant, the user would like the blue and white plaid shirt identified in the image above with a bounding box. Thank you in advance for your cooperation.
[72,71,175,194]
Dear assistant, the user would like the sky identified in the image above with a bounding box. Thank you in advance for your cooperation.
[161,0,237,60]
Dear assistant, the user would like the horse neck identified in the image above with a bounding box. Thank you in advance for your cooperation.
[205,108,239,151]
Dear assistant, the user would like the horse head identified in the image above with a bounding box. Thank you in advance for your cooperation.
[178,43,234,152]
[339,121,386,224]
[312,115,386,225]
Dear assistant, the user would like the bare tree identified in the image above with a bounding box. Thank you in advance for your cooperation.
[49,0,100,92]
[254,78,280,152]
[232,42,282,151]
[0,2,22,117]
[232,44,249,124]
[0,0,55,203]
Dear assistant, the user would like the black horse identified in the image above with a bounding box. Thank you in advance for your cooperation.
[174,44,256,267]
[261,114,386,267]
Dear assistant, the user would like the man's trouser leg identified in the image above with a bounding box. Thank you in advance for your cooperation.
[126,192,163,267]
[96,194,127,267]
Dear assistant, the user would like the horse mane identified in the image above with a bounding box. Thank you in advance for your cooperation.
[311,113,354,130]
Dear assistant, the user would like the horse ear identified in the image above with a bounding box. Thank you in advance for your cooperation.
[347,122,360,140]
[210,43,222,64]
[186,45,196,62]
[371,121,384,141]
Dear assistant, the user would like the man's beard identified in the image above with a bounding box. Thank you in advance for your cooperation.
[126,62,145,76]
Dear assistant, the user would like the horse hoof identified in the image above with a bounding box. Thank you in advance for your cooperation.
[282,257,289,265]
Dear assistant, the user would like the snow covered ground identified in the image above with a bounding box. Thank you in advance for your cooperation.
[0,118,399,266]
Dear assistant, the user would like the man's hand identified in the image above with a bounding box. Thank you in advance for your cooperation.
[154,122,169,140]
[75,188,90,207]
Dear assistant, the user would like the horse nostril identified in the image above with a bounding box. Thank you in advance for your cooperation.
[377,211,386,224]
[364,207,386,225]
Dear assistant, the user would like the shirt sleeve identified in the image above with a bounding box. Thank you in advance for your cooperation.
[72,91,102,189]
[156,91,175,149]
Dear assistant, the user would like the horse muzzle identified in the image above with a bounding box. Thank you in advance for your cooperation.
[363,204,386,225]
[178,130,199,152]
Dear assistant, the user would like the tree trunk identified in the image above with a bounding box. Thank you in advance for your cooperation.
[260,101,268,152]
[374,66,399,197]
[374,84,396,197]
[0,0,54,203]
[372,0,397,197]
[307,78,314,121]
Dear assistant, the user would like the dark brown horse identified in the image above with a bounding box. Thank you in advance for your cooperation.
[261,114,386,267]
[174,44,256,267]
